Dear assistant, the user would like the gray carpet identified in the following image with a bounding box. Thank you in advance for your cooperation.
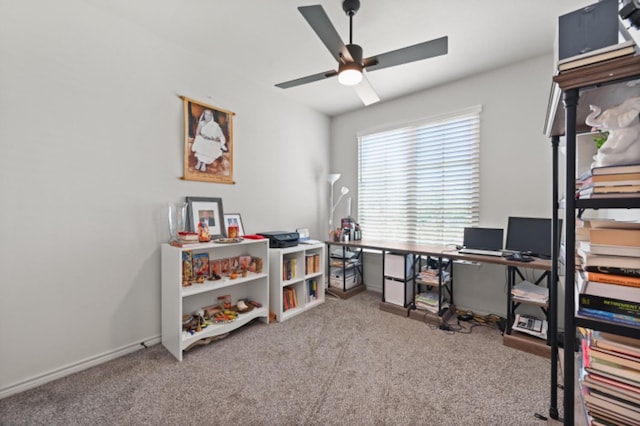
[0,291,554,425]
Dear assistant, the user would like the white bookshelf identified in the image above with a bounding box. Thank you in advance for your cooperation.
[161,239,269,361]
[268,243,325,322]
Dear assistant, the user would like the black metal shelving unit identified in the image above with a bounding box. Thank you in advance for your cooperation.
[545,54,640,425]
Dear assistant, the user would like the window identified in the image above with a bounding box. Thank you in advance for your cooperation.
[357,106,481,246]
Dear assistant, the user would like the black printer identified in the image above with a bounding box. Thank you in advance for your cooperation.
[257,231,299,248]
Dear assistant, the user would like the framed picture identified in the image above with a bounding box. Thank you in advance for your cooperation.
[223,213,245,236]
[186,196,226,238]
[181,96,234,184]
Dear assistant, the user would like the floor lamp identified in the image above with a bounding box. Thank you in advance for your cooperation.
[327,173,349,234]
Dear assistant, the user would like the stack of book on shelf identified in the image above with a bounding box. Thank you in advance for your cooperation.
[577,163,640,199]
[580,331,640,425]
[576,219,640,328]
[512,313,548,340]
[557,39,637,72]
[511,280,549,304]
[574,217,594,270]
[414,291,440,313]
[416,268,450,286]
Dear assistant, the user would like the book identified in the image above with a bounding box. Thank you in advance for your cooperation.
[578,284,640,318]
[169,240,211,248]
[591,229,640,247]
[589,244,640,257]
[585,265,640,278]
[579,249,640,269]
[579,307,640,327]
[557,40,637,71]
[578,191,640,199]
[590,163,640,177]
[589,219,640,230]
[582,172,640,186]
[587,271,640,288]
[581,184,640,194]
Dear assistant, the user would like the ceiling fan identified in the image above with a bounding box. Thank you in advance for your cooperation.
[275,0,448,106]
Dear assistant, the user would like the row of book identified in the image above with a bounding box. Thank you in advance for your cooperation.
[306,279,319,303]
[283,286,298,311]
[576,162,640,200]
[575,218,640,423]
[305,253,321,275]
[579,330,640,425]
[282,258,297,281]
[414,291,439,313]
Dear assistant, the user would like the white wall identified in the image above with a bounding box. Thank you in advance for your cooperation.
[0,1,329,396]
[331,54,556,316]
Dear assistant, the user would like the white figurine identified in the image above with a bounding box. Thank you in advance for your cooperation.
[585,96,640,168]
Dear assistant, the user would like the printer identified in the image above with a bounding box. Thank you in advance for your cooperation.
[257,231,299,248]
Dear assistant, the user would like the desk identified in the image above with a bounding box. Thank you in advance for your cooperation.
[326,239,553,354]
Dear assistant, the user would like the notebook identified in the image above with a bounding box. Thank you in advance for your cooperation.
[458,227,504,256]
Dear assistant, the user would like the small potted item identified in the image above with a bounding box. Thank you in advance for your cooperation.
[217,294,232,309]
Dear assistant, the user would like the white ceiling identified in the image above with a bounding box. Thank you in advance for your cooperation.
[90,0,594,116]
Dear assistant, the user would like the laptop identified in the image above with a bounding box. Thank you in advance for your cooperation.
[458,227,504,257]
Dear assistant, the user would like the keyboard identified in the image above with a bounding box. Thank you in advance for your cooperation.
[458,248,504,257]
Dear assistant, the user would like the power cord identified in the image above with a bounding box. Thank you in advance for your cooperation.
[433,309,505,335]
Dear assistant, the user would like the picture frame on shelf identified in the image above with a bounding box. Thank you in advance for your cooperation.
[181,96,234,184]
[223,213,245,236]
[186,196,226,238]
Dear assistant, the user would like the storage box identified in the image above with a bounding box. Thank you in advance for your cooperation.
[329,266,361,290]
[384,278,412,307]
[384,253,415,279]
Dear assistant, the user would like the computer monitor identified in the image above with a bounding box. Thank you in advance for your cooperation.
[505,217,563,259]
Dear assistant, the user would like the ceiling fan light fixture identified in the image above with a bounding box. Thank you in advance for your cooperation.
[338,63,363,86]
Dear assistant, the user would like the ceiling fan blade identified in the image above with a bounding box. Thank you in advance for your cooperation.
[363,36,448,72]
[275,69,338,89]
[353,74,380,106]
[298,5,353,63]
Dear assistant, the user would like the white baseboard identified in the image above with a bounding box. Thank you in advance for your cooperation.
[0,335,161,400]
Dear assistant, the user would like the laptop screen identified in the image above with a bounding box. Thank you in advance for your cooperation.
[463,227,504,251]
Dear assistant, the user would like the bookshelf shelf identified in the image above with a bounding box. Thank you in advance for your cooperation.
[545,53,640,424]
[268,243,325,322]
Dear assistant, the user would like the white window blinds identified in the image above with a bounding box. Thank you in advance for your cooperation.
[357,106,481,246]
